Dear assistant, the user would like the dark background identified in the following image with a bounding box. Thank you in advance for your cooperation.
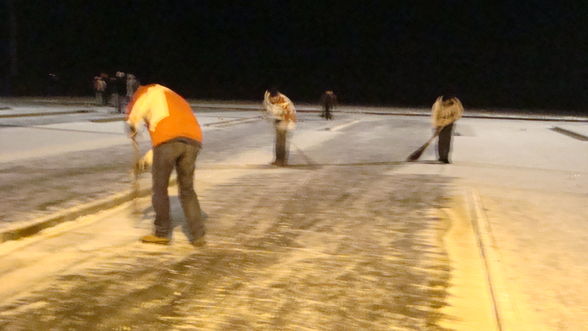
[1,1,587,112]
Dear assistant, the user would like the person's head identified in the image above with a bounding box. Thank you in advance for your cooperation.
[138,72,162,86]
[268,88,279,97]
[441,86,457,101]
[268,88,281,103]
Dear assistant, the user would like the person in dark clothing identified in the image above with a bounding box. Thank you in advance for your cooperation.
[113,71,127,113]
[437,123,453,163]
[320,90,337,120]
[126,73,139,103]
[47,73,59,96]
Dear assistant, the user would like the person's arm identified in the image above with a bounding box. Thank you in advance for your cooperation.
[431,96,443,128]
[135,149,153,173]
[126,89,151,136]
[453,98,464,120]
[263,91,269,109]
[262,91,277,119]
[283,95,296,122]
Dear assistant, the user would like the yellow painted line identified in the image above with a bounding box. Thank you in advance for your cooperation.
[468,189,527,331]
[438,193,500,331]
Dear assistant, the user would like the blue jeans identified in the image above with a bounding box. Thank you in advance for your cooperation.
[152,138,204,239]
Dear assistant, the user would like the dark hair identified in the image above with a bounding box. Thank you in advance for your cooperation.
[139,71,164,86]
[268,88,279,97]
[441,85,457,101]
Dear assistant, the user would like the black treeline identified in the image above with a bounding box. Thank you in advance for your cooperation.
[1,1,587,112]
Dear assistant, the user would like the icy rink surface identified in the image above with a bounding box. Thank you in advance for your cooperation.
[1,99,587,329]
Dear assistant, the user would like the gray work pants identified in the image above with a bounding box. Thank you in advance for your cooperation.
[274,121,288,164]
[437,123,454,162]
[152,139,204,239]
[323,104,333,119]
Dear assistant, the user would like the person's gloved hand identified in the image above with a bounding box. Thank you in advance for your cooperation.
[134,149,153,174]
[127,124,137,139]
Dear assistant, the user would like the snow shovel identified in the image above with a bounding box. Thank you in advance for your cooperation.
[406,126,443,162]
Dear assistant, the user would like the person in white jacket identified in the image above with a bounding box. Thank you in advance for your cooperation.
[431,95,463,163]
[263,88,297,166]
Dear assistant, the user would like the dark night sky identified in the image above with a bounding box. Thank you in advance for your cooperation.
[2,1,588,111]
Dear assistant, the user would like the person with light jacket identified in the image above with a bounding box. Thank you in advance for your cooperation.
[126,73,140,102]
[263,88,297,166]
[431,95,463,163]
[126,83,205,246]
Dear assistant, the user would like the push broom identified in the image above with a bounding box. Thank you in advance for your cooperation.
[406,126,443,162]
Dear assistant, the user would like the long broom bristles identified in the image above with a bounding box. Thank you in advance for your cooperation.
[406,127,442,162]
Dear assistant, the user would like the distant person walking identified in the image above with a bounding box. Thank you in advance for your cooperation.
[126,73,139,103]
[263,88,297,166]
[94,76,107,105]
[47,73,59,96]
[100,73,110,105]
[431,95,463,163]
[320,90,337,120]
[126,83,206,246]
[93,76,101,104]
[113,71,126,113]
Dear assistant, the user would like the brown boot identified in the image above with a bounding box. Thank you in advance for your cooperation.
[191,236,206,247]
[271,160,286,167]
[191,230,206,247]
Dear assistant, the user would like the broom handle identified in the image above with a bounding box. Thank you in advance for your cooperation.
[131,135,140,171]
[130,136,140,214]
[423,126,443,148]
[406,124,448,161]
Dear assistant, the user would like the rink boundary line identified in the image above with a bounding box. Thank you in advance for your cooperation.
[3,105,587,123]
[3,98,587,121]
[0,123,126,135]
[0,176,177,244]
[551,126,588,141]
[467,189,520,331]
[0,109,95,118]
[357,112,588,122]
[454,160,588,176]
[196,161,406,170]
[324,119,361,132]
[203,116,263,127]
[190,104,588,122]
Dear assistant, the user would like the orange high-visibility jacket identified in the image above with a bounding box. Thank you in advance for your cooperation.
[126,84,202,147]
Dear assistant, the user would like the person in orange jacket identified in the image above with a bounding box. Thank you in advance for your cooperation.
[126,83,205,246]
